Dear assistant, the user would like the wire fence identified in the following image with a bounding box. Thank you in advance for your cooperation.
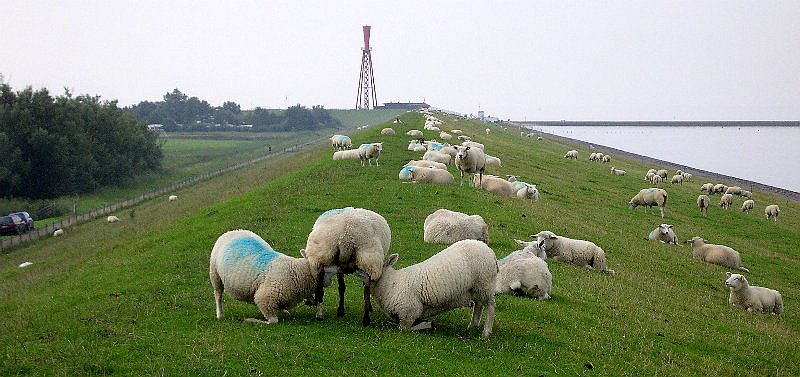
[0,141,319,252]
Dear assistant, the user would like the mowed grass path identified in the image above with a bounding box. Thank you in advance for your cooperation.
[1,112,798,376]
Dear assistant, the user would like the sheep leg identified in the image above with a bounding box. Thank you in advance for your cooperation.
[362,279,372,326]
[469,302,484,329]
[336,272,346,317]
[314,269,326,320]
[210,268,224,320]
[481,297,496,339]
[659,206,665,218]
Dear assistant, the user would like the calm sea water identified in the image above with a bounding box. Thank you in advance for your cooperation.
[530,126,800,192]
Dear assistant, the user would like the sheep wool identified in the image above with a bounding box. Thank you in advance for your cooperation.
[107,215,120,223]
[646,224,678,245]
[697,195,710,217]
[719,193,734,209]
[358,143,383,166]
[628,188,668,218]
[725,272,783,314]
[686,236,749,272]
[409,166,455,185]
[455,146,486,187]
[168,195,178,202]
[423,208,488,244]
[404,159,447,170]
[474,175,518,198]
[741,199,755,212]
[496,257,552,300]
[765,204,780,221]
[381,128,396,135]
[532,231,614,274]
[330,135,352,150]
[370,240,497,338]
[53,229,64,237]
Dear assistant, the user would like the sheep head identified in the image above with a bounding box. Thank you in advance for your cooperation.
[725,272,747,290]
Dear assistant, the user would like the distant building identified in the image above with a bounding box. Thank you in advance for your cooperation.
[376,102,430,110]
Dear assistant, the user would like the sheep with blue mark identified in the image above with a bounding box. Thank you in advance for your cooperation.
[330,135,352,150]
[400,166,455,184]
[209,229,319,324]
[404,159,447,170]
[358,143,383,166]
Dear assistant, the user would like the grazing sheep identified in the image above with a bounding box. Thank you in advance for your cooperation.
[455,146,486,187]
[645,171,656,182]
[629,188,668,218]
[765,204,780,221]
[484,154,502,168]
[169,195,178,202]
[602,154,611,163]
[681,172,693,181]
[671,174,683,185]
[381,128,396,135]
[650,174,663,185]
[741,199,755,212]
[408,166,455,184]
[496,256,552,300]
[358,143,383,166]
[719,193,734,209]
[685,236,749,272]
[406,130,423,138]
[564,150,578,159]
[725,186,742,195]
[303,207,391,325]
[700,183,714,193]
[531,231,614,274]
[209,230,317,324]
[330,135,352,150]
[713,183,728,195]
[404,159,447,170]
[485,128,491,134]
[370,240,497,338]
[646,224,678,245]
[439,131,453,140]
[107,215,120,223]
[697,195,710,217]
[423,208,488,244]
[656,169,668,179]
[422,150,451,165]
[333,149,360,161]
[589,152,598,161]
[611,167,627,176]
[740,190,752,198]
[724,272,783,314]
[53,229,64,237]
[646,168,657,177]
[474,175,518,197]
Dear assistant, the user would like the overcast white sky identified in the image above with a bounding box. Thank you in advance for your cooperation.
[2,1,798,120]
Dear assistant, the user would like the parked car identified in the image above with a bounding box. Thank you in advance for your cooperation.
[0,214,26,236]
[10,211,33,230]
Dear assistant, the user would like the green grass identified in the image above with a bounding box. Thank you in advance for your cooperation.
[330,109,404,129]
[0,112,798,375]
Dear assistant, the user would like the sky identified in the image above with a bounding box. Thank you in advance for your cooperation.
[2,1,799,121]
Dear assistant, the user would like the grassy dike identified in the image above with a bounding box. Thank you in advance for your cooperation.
[1,111,798,376]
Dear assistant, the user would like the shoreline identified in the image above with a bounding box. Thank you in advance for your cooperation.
[512,122,800,202]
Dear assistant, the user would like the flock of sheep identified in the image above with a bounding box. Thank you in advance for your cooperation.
[210,110,785,341]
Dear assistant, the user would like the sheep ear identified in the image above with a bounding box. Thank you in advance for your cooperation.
[386,254,399,267]
[726,271,732,277]
[299,249,306,258]
[668,225,674,229]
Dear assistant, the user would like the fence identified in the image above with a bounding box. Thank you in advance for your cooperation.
[0,141,319,251]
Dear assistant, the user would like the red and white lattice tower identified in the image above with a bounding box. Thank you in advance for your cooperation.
[356,25,377,109]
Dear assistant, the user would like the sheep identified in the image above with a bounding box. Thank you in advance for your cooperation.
[650,174,663,186]
[393,118,403,124]
[645,171,656,182]
[406,130,423,138]
[765,204,780,221]
[719,193,734,209]
[53,228,64,237]
[455,146,486,187]
[628,188,668,218]
[451,129,463,134]
[740,189,752,198]
[646,168,657,177]
[107,215,120,223]
[458,135,471,141]
[515,182,540,202]
[484,154,502,168]
[685,236,749,272]
[602,154,611,163]
[537,136,543,140]
[697,195,710,217]
[461,141,484,150]
[611,167,627,176]
[725,186,742,195]
[381,128,396,135]
[369,240,497,338]
[358,142,383,166]
[520,131,526,137]
[422,150,451,165]
[407,166,455,184]
[670,174,683,185]
[398,166,414,181]
[646,224,678,245]
[531,231,614,274]
[564,150,578,159]
[510,239,547,259]
[303,207,391,325]
[700,183,714,193]
[423,208,488,244]
[209,229,318,324]
[681,172,693,181]
[485,128,491,134]
[333,149,360,161]
[169,195,178,202]
[439,131,453,140]
[496,256,552,300]
[589,152,598,161]
[656,169,668,179]
[473,174,518,197]
[330,135,352,150]
[724,272,783,314]
[741,199,755,212]
[713,183,728,195]
[404,159,447,170]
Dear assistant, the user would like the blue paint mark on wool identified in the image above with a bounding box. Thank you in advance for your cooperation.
[399,166,414,180]
[359,143,371,150]
[337,135,350,143]
[320,207,354,218]
[430,143,444,151]
[224,236,282,272]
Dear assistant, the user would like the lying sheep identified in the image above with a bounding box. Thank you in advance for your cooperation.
[611,167,627,176]
[422,150,451,165]
[564,150,578,159]
[370,240,497,338]
[209,230,317,324]
[423,208,488,244]
[510,239,547,259]
[685,236,749,272]
[303,207,391,325]
[740,189,752,198]
[531,231,614,274]
[724,272,783,314]
[765,204,780,221]
[713,183,728,194]
[439,131,453,140]
[458,135,471,141]
[404,159,447,170]
[333,149,360,161]
[169,195,178,202]
[53,228,64,237]
[515,182,540,202]
[358,143,383,166]
[741,199,755,212]
[698,195,710,217]
[455,146,486,187]
[628,188,668,218]
[107,215,120,223]
[381,128,395,135]
[700,183,714,193]
[719,193,734,209]
[407,166,455,184]
[484,154,502,168]
[451,129,463,134]
[646,224,678,245]
[438,146,457,158]
[474,175,518,197]
[670,174,683,185]
[462,141,484,150]
[725,186,742,195]
[496,256,552,300]
[330,135,352,150]
[406,130,423,137]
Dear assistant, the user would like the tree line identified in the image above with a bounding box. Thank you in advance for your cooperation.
[127,89,342,131]
[0,83,162,199]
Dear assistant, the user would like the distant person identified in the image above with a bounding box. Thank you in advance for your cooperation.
[268,145,272,153]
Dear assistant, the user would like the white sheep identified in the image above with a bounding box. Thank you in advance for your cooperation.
[725,186,742,195]
[510,239,547,259]
[107,215,120,223]
[484,154,502,168]
[168,195,178,202]
[370,240,497,338]
[333,149,360,160]
[724,272,783,314]
[461,141,484,150]
[740,190,752,198]
[496,256,552,300]
[611,167,627,176]
[209,230,317,324]
[656,169,668,179]
[455,146,486,187]
[303,207,391,325]
[458,135,471,141]
[589,152,598,161]
[537,136,543,140]
[515,182,540,202]
[713,183,728,195]
[422,150,451,165]
[645,171,656,182]
[719,193,734,209]
[670,174,683,185]
[439,131,453,140]
[531,231,614,274]
[765,204,780,221]
[485,128,491,135]
[650,174,663,185]
[700,183,714,193]
[404,159,447,170]
[697,195,710,217]
[53,228,64,237]
[685,236,749,272]
[564,150,578,159]
[451,129,463,134]
[681,172,693,181]
[330,134,352,150]
[602,154,611,163]
[646,224,678,245]
[381,128,396,135]
[358,142,383,166]
[406,166,455,184]
[474,175,518,197]
[406,130,423,138]
[628,188,668,218]
[423,208,488,244]
[741,199,755,212]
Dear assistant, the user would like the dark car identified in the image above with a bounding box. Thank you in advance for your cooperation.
[10,211,33,230]
[0,214,26,236]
